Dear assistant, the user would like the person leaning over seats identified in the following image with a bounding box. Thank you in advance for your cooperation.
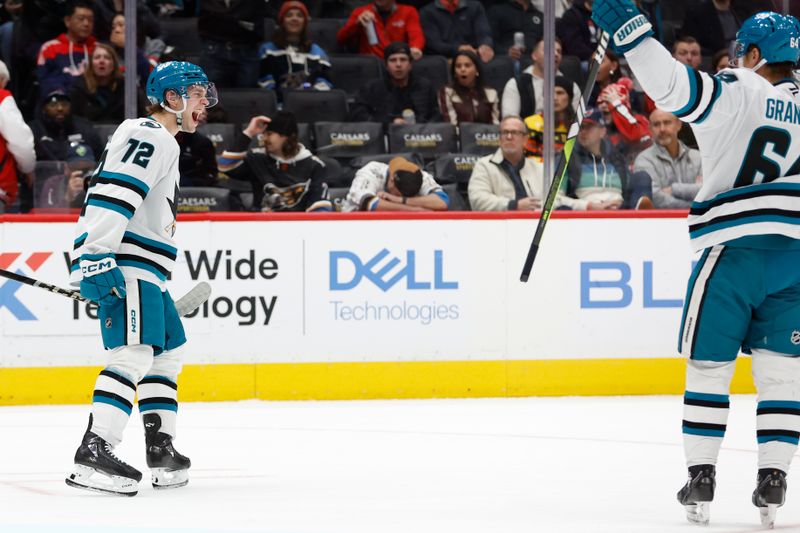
[343,156,449,212]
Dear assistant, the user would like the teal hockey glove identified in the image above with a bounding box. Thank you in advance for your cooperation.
[79,253,126,305]
[592,0,653,54]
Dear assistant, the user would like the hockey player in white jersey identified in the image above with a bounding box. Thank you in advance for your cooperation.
[591,1,800,528]
[64,61,217,496]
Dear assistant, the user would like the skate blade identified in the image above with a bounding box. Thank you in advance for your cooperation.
[685,502,710,526]
[759,504,778,529]
[151,467,188,490]
[65,465,138,497]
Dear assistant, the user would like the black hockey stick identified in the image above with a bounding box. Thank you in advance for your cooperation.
[519,31,611,283]
[0,268,211,317]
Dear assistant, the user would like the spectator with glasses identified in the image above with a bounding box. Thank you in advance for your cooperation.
[469,115,553,211]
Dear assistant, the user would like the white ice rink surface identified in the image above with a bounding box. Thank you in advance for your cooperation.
[1,395,798,533]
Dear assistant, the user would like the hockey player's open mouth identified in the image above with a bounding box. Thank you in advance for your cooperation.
[191,110,200,123]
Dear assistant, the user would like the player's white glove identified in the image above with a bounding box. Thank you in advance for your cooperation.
[79,253,126,305]
[592,0,654,54]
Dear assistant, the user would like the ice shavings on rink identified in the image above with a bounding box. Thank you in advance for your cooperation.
[1,396,799,532]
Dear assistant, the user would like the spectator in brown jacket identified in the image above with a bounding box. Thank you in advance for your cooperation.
[438,50,499,126]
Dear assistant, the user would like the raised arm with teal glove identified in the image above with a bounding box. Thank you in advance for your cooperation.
[592,0,653,54]
[79,253,126,305]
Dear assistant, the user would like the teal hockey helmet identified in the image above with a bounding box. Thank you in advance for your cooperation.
[733,12,800,66]
[146,61,218,108]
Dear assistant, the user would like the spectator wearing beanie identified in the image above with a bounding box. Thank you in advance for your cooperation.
[337,0,425,60]
[258,1,332,103]
[219,111,332,212]
[350,41,439,124]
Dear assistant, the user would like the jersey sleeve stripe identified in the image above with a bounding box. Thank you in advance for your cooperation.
[73,232,87,249]
[673,66,702,118]
[97,171,149,199]
[122,231,178,260]
[692,76,722,125]
[86,194,136,219]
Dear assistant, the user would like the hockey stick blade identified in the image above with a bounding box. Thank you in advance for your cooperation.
[173,281,211,316]
[519,30,610,283]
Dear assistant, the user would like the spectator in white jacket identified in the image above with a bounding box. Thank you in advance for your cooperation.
[633,108,702,209]
[468,115,550,211]
[0,60,35,212]
[343,156,449,212]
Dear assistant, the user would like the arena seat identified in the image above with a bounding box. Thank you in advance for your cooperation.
[314,121,385,159]
[412,55,449,93]
[284,89,349,123]
[387,123,457,160]
[309,19,346,54]
[216,88,277,126]
[178,187,231,212]
[458,122,500,156]
[328,54,384,99]
[196,123,236,154]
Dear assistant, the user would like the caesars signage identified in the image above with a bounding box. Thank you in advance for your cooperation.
[0,217,697,366]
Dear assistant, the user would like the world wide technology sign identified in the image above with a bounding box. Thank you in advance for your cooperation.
[0,217,697,367]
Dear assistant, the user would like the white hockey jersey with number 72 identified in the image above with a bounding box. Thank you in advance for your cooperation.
[69,117,181,289]
[627,38,800,252]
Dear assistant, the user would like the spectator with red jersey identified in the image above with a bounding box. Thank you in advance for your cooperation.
[336,0,425,60]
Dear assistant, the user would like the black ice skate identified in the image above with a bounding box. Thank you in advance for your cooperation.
[677,464,715,526]
[144,413,191,489]
[752,468,786,529]
[65,420,142,497]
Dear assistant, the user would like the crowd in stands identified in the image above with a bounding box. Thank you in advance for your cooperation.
[0,0,793,214]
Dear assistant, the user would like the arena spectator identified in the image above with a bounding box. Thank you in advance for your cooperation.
[36,141,94,209]
[350,41,439,124]
[596,81,651,165]
[69,43,148,123]
[561,108,652,210]
[108,13,155,89]
[672,36,702,70]
[0,59,34,213]
[419,0,493,62]
[259,1,332,103]
[0,0,21,66]
[438,50,499,126]
[336,0,424,60]
[219,111,332,212]
[712,48,731,73]
[523,75,573,160]
[30,89,103,163]
[679,0,771,55]
[198,0,266,88]
[488,0,542,60]
[501,37,580,118]
[344,155,448,211]
[634,108,702,209]
[36,0,97,97]
[177,107,218,188]
[468,115,548,211]
[556,0,596,62]
[92,0,160,44]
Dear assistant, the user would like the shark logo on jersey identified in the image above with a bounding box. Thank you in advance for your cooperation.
[164,183,179,237]
[140,121,162,129]
[792,331,800,345]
